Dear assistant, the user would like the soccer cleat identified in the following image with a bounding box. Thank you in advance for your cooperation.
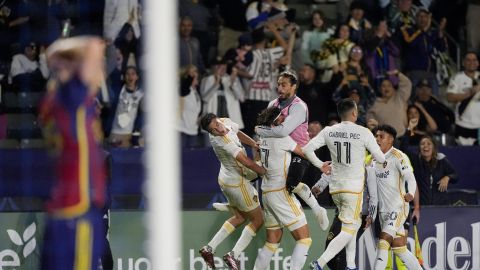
[313,207,330,231]
[199,245,216,269]
[309,260,323,270]
[223,251,240,270]
[346,268,358,270]
[212,202,234,214]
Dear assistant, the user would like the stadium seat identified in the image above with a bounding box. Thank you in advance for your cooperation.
[17,92,44,111]
[433,133,457,146]
[448,188,478,205]
[6,113,42,139]
[0,139,19,149]
[20,139,45,149]
[3,92,19,112]
[6,113,39,130]
[288,4,312,24]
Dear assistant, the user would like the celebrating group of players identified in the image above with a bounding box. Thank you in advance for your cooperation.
[198,70,422,270]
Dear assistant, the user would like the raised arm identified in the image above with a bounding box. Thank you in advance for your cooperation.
[265,21,288,51]
[237,130,259,150]
[47,37,106,96]
[200,75,219,102]
[256,103,307,137]
[397,72,412,102]
[415,102,438,132]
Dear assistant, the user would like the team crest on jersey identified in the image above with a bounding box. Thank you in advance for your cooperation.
[253,195,258,203]
[327,232,334,241]
[376,170,390,179]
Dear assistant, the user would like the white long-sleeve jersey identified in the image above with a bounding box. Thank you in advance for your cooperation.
[367,147,417,213]
[303,121,385,193]
[209,118,248,186]
[258,136,297,192]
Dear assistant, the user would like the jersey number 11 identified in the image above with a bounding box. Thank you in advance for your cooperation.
[334,141,351,164]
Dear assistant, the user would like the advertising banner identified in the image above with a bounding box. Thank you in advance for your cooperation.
[0,211,147,270]
[0,207,478,269]
[181,208,480,270]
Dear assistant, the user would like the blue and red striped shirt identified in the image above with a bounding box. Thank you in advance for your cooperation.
[39,75,105,218]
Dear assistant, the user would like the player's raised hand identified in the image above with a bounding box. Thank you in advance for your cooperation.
[404,193,414,202]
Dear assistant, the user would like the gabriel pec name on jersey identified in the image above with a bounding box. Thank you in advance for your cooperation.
[328,131,361,139]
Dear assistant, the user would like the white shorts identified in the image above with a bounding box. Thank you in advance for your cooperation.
[378,209,408,238]
[331,192,363,226]
[262,188,307,232]
[219,180,260,213]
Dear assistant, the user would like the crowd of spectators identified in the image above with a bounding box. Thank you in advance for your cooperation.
[0,0,145,148]
[177,0,479,150]
[176,0,480,206]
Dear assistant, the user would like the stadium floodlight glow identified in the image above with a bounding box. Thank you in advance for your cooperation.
[144,0,180,269]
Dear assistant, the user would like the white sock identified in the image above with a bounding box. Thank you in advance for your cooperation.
[208,221,235,251]
[374,239,390,270]
[393,246,422,270]
[254,242,279,270]
[293,183,320,210]
[232,224,256,258]
[345,235,357,269]
[291,238,312,270]
[317,229,354,267]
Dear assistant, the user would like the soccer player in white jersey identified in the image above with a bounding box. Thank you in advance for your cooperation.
[368,125,422,270]
[198,113,267,270]
[253,107,331,270]
[311,157,378,270]
[302,98,386,270]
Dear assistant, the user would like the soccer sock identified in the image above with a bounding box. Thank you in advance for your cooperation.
[208,221,235,251]
[253,242,279,270]
[395,253,408,270]
[386,250,393,270]
[232,223,256,258]
[292,183,321,210]
[393,246,422,270]
[317,230,354,268]
[291,238,312,270]
[374,239,390,270]
[345,234,357,269]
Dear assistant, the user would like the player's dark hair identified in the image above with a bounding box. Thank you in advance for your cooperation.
[200,113,218,133]
[257,107,281,126]
[337,98,357,119]
[374,124,397,139]
[279,70,298,86]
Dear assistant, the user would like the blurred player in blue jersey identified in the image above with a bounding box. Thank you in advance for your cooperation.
[39,37,107,270]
